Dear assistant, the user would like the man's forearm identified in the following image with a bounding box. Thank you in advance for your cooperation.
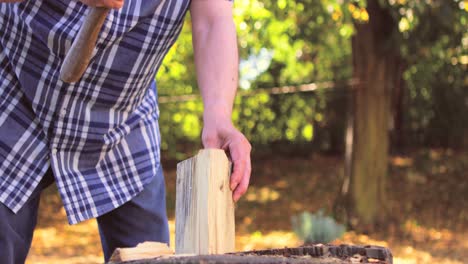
[192,13,239,119]
[190,1,250,201]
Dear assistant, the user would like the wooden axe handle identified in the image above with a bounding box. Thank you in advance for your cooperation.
[60,7,110,83]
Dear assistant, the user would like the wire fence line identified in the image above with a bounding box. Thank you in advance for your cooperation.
[158,78,361,104]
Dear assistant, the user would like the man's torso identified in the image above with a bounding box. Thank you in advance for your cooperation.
[0,0,190,224]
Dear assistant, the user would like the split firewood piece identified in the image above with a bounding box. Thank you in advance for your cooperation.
[108,241,174,262]
[175,149,235,255]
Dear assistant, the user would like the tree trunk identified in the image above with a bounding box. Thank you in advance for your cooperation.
[349,0,400,228]
[391,58,406,152]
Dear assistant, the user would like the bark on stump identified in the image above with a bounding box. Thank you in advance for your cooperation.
[109,244,393,264]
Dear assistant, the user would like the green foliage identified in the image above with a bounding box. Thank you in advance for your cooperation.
[158,91,327,159]
[156,1,353,158]
[396,0,468,147]
[292,210,346,243]
[156,0,467,159]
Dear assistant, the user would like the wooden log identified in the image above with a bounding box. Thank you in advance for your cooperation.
[108,242,174,263]
[175,149,235,255]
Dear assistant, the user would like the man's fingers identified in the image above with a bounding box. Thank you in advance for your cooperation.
[233,158,251,202]
[230,157,245,191]
[228,135,246,189]
[79,0,124,9]
[228,133,251,201]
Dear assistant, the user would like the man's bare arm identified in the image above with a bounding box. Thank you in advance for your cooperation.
[190,0,251,202]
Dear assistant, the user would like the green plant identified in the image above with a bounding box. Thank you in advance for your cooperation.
[291,210,346,244]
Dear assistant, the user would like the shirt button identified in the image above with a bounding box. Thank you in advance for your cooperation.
[60,109,67,117]
[52,148,58,155]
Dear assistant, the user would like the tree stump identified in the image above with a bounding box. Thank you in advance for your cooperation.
[109,244,393,264]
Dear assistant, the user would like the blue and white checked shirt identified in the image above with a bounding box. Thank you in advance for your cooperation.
[0,0,192,224]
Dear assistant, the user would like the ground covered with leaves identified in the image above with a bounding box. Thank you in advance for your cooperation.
[26,149,468,264]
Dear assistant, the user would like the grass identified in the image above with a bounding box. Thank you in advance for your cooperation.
[26,149,468,264]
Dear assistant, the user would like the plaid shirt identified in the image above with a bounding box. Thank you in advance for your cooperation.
[0,0,191,224]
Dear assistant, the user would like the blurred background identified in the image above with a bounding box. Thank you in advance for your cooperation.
[27,0,467,263]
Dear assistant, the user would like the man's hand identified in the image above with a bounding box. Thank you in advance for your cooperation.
[79,0,124,9]
[202,108,251,202]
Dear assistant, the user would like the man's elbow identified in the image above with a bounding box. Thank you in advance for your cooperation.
[192,15,234,36]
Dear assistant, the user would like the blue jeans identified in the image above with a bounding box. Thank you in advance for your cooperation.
[0,165,169,263]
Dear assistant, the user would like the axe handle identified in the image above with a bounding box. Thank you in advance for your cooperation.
[60,7,110,83]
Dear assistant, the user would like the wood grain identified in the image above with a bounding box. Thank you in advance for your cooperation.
[175,149,235,255]
[60,7,110,83]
